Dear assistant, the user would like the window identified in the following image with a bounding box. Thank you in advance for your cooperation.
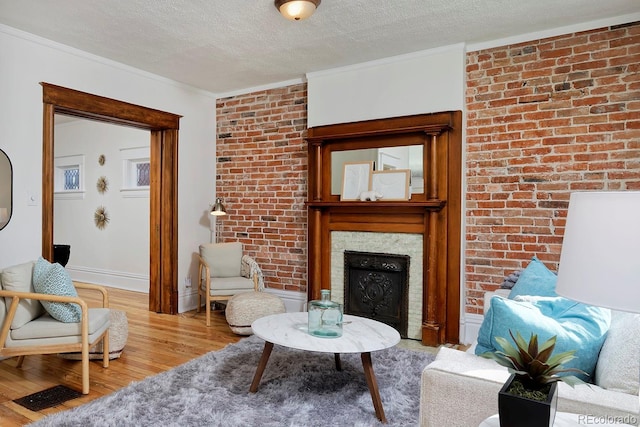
[64,168,80,190]
[121,147,150,198]
[136,161,150,186]
[54,155,85,199]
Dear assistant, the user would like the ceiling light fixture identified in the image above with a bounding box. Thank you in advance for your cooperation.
[275,0,321,21]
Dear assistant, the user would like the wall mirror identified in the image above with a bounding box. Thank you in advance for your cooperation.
[331,145,424,195]
[0,148,12,230]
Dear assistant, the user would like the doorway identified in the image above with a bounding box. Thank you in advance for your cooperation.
[41,83,181,314]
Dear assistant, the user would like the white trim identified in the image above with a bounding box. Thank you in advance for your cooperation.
[54,154,85,193]
[120,146,150,191]
[467,13,640,52]
[178,287,307,314]
[178,288,199,313]
[462,312,484,346]
[66,265,149,293]
[216,77,306,99]
[120,188,150,198]
[262,288,306,313]
[0,23,217,99]
[54,190,85,200]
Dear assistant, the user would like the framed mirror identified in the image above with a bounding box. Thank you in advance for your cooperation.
[331,145,424,195]
[0,148,12,230]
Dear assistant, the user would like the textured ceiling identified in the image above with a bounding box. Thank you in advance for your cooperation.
[0,0,638,94]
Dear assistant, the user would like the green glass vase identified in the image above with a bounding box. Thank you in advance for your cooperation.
[308,289,343,338]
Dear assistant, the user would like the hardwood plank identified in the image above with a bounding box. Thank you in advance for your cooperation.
[0,286,239,426]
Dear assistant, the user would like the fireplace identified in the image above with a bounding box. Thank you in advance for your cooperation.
[306,112,463,345]
[343,250,409,338]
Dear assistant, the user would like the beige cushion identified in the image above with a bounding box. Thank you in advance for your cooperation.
[595,310,640,395]
[0,261,45,329]
[10,308,111,340]
[59,309,128,360]
[225,292,286,335]
[207,277,255,295]
[199,242,242,278]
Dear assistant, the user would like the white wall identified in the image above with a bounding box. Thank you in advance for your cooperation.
[306,44,466,127]
[0,25,217,312]
[54,119,150,292]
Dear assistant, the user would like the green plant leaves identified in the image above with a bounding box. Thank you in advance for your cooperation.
[480,329,589,389]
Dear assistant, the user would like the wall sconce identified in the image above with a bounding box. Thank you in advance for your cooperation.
[274,0,321,21]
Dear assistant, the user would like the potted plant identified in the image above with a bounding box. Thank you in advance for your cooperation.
[481,330,588,427]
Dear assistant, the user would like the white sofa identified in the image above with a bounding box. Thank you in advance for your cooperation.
[420,290,640,427]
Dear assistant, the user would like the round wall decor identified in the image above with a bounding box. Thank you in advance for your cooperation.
[96,176,109,194]
[94,206,110,230]
[98,154,106,166]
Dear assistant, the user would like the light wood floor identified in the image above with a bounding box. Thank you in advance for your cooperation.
[0,286,240,426]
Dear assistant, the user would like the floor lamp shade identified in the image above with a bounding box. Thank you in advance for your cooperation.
[555,191,640,314]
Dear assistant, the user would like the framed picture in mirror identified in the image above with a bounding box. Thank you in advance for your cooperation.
[372,169,410,201]
[340,161,373,201]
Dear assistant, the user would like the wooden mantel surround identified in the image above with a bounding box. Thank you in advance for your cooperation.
[306,111,462,346]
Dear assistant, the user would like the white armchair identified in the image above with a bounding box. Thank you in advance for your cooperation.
[0,260,111,394]
[197,242,263,326]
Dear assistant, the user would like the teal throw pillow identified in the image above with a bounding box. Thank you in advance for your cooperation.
[508,256,558,299]
[33,257,82,323]
[475,295,611,381]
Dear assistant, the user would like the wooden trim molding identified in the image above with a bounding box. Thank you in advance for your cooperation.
[41,83,181,314]
[306,111,462,345]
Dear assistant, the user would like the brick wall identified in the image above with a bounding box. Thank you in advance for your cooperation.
[216,84,308,292]
[465,21,640,314]
[216,22,640,316]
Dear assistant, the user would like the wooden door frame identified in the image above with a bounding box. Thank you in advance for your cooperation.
[41,83,181,314]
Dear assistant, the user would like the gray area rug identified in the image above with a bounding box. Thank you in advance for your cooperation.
[30,335,435,427]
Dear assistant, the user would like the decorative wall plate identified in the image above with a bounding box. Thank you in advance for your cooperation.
[94,206,110,230]
[96,176,108,194]
[98,154,106,166]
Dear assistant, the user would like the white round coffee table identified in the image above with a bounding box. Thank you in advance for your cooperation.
[250,311,401,424]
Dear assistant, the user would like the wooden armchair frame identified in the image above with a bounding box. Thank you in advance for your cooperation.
[197,255,259,327]
[0,283,110,394]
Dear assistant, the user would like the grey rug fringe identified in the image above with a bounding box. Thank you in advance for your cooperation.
[30,335,435,427]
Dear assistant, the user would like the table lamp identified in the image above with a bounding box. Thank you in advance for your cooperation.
[555,191,640,416]
[555,191,640,313]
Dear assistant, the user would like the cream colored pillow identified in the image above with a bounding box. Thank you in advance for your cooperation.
[200,242,243,278]
[1,261,45,329]
[595,311,640,395]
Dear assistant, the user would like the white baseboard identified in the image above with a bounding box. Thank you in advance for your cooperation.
[178,288,307,314]
[462,312,484,345]
[66,265,148,293]
[264,288,306,312]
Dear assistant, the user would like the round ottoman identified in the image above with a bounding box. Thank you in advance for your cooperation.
[59,309,128,360]
[225,291,286,335]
